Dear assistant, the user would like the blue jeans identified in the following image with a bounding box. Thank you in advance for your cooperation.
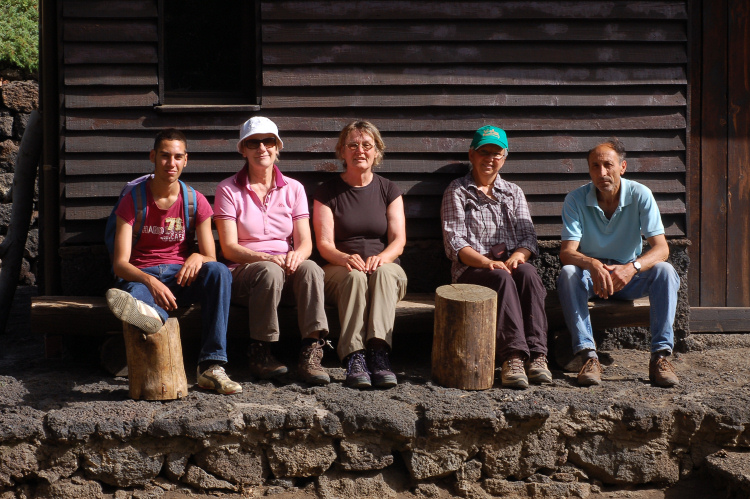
[117,262,232,364]
[556,261,679,355]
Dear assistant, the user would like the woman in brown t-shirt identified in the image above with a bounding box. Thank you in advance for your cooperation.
[313,121,408,389]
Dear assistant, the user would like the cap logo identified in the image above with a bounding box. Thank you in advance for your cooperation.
[483,129,500,139]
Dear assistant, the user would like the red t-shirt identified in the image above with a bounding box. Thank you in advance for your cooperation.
[115,185,213,268]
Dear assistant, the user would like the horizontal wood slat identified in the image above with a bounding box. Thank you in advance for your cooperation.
[263,42,688,65]
[63,0,157,18]
[261,88,687,108]
[63,155,686,176]
[64,133,687,154]
[64,44,158,64]
[64,65,158,86]
[262,2,688,20]
[63,20,158,42]
[65,88,158,108]
[65,109,687,132]
[689,308,750,332]
[263,20,687,43]
[264,66,687,87]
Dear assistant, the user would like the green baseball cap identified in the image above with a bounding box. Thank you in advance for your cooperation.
[470,125,508,150]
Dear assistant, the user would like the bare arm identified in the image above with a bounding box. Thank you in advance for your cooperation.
[112,216,178,310]
[174,217,216,287]
[312,200,366,272]
[283,217,313,274]
[214,218,286,268]
[365,195,406,272]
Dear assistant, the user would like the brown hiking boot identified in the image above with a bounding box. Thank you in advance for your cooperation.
[248,341,288,380]
[501,354,529,389]
[525,354,553,384]
[577,357,602,386]
[298,339,330,385]
[649,356,679,387]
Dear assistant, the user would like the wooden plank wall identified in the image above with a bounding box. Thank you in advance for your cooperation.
[59,1,689,254]
[694,0,750,307]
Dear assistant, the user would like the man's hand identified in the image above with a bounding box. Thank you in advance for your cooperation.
[485,259,511,274]
[146,275,178,311]
[284,250,304,275]
[604,263,636,293]
[176,253,204,287]
[504,251,527,271]
[588,258,614,299]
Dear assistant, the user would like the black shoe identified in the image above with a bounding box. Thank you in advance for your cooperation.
[345,351,371,389]
[366,344,397,388]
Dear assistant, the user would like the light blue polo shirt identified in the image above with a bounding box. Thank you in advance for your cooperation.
[561,178,664,264]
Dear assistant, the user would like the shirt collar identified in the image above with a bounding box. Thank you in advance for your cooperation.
[233,163,288,190]
[462,170,504,193]
[585,177,632,208]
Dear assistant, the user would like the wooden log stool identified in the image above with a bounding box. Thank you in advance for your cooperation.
[432,284,497,390]
[122,318,188,400]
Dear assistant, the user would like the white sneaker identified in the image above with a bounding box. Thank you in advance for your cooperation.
[197,365,242,394]
[106,288,164,334]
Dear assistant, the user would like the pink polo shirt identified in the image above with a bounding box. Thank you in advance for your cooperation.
[214,164,309,266]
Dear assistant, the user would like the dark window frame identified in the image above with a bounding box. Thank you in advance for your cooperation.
[156,0,262,108]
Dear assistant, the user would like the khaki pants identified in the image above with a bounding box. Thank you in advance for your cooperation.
[323,263,408,360]
[231,260,328,342]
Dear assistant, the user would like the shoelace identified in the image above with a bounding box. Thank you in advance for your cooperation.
[529,355,547,369]
[369,348,391,372]
[507,357,525,374]
[655,357,676,373]
[581,358,600,373]
[209,366,230,381]
[348,353,370,374]
[302,341,324,367]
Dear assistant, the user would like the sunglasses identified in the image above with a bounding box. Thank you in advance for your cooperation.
[244,137,277,149]
[345,142,374,151]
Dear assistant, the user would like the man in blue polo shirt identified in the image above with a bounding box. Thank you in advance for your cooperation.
[556,138,680,387]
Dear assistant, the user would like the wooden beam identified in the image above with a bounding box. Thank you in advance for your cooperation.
[690,307,750,332]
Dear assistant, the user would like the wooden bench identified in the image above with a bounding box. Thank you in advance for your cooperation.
[31,292,649,355]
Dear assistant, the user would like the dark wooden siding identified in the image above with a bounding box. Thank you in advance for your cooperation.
[59,0,688,251]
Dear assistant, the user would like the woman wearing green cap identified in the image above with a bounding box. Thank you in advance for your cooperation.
[441,125,550,389]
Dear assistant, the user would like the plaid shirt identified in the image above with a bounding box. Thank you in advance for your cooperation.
[441,171,538,282]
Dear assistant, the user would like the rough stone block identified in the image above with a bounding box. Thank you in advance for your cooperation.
[194,443,268,485]
[13,112,30,139]
[0,139,17,173]
[36,447,79,484]
[1,81,39,113]
[35,474,104,499]
[24,227,39,259]
[0,111,13,138]
[704,450,750,497]
[180,464,237,491]
[316,469,401,499]
[81,443,164,487]
[455,458,482,483]
[338,435,394,471]
[267,434,336,478]
[404,441,471,480]
[164,452,189,481]
[568,433,679,485]
[0,172,12,201]
[0,442,39,487]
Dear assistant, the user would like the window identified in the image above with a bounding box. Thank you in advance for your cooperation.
[159,0,260,105]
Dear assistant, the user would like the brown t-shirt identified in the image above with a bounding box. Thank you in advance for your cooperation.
[314,174,402,262]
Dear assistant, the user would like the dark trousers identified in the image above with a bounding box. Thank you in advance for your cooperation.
[457,263,548,362]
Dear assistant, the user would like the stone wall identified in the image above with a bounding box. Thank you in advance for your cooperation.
[0,75,39,286]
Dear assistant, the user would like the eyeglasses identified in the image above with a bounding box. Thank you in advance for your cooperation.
[345,142,374,151]
[476,149,507,160]
[244,137,277,149]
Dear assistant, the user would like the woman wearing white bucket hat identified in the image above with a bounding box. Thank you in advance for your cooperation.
[214,117,331,385]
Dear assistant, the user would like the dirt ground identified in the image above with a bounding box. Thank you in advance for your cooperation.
[1,287,748,498]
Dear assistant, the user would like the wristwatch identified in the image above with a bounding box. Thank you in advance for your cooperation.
[632,261,642,273]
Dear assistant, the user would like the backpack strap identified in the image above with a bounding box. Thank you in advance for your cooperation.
[179,180,196,234]
[131,180,148,247]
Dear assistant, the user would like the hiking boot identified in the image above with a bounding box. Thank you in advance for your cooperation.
[197,364,242,395]
[247,341,288,380]
[106,288,163,334]
[525,354,553,384]
[577,357,603,386]
[501,354,529,389]
[366,344,397,388]
[298,339,330,385]
[345,351,371,389]
[649,356,679,387]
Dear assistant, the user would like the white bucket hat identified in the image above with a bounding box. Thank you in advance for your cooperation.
[237,116,283,154]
